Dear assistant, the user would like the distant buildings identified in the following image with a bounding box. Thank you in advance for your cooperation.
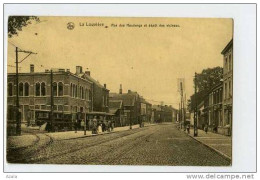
[152,105,178,123]
[109,85,153,126]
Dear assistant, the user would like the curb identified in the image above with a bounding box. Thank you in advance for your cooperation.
[53,125,153,141]
[187,133,232,162]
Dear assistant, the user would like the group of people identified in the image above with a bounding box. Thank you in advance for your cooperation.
[89,116,115,134]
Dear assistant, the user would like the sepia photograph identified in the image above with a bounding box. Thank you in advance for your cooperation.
[5,15,234,167]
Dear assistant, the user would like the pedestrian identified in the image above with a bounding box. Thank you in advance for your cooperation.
[45,122,51,132]
[111,120,115,131]
[187,124,190,134]
[107,120,111,132]
[205,124,208,134]
[92,116,98,134]
[74,120,78,133]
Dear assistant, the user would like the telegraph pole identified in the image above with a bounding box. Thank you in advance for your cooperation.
[180,82,183,129]
[15,47,37,136]
[15,47,20,136]
[50,70,54,132]
[194,72,198,137]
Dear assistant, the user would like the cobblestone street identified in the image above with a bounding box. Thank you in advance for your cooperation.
[7,124,231,166]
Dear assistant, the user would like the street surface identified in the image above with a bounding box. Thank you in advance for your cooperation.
[7,124,231,166]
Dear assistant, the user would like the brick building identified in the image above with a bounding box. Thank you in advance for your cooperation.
[7,65,93,126]
[109,85,144,126]
[76,66,109,113]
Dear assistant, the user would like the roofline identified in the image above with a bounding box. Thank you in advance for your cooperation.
[221,39,233,55]
[8,72,93,84]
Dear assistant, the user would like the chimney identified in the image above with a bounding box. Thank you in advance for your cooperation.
[128,90,131,94]
[119,84,122,94]
[85,71,90,76]
[30,64,34,73]
[104,84,107,89]
[66,69,70,72]
[76,66,83,75]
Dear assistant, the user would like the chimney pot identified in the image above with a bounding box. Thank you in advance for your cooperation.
[85,71,90,76]
[76,66,83,75]
[119,84,123,94]
[30,64,34,73]
[104,84,107,88]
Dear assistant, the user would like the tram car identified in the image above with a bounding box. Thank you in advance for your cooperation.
[35,110,75,131]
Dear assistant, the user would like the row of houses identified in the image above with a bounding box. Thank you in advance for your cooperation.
[189,39,233,136]
[7,65,178,131]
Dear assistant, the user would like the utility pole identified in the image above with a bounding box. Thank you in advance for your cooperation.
[15,47,37,136]
[180,82,183,129]
[15,47,20,136]
[50,70,54,132]
[194,72,198,137]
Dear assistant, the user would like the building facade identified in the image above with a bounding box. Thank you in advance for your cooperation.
[220,39,233,136]
[7,65,93,126]
[76,66,109,113]
[208,83,223,132]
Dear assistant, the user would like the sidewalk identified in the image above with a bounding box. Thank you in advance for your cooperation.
[186,128,232,160]
[48,124,141,141]
[7,123,155,149]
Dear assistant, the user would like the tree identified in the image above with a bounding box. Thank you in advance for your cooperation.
[194,66,223,92]
[8,16,40,37]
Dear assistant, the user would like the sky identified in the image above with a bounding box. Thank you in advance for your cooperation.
[7,17,233,109]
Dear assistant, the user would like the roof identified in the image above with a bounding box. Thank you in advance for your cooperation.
[80,73,108,90]
[8,71,93,84]
[152,105,162,111]
[221,39,233,55]
[109,100,123,109]
[109,93,136,106]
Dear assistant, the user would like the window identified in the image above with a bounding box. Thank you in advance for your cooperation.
[85,89,88,100]
[225,57,228,71]
[36,83,40,96]
[75,85,78,98]
[58,105,63,111]
[53,82,57,96]
[18,83,23,96]
[229,81,232,98]
[70,83,73,97]
[40,105,46,110]
[229,54,232,71]
[72,84,76,97]
[24,82,29,96]
[224,83,227,99]
[79,86,82,99]
[41,82,46,96]
[58,82,63,96]
[81,87,84,99]
[8,83,13,96]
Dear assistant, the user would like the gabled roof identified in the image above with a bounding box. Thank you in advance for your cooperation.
[109,100,123,109]
[80,73,108,90]
[221,39,233,55]
[109,100,123,114]
[109,93,136,106]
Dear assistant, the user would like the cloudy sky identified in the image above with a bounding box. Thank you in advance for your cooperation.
[7,17,233,108]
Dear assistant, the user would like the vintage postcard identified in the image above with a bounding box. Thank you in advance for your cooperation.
[6,16,233,166]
